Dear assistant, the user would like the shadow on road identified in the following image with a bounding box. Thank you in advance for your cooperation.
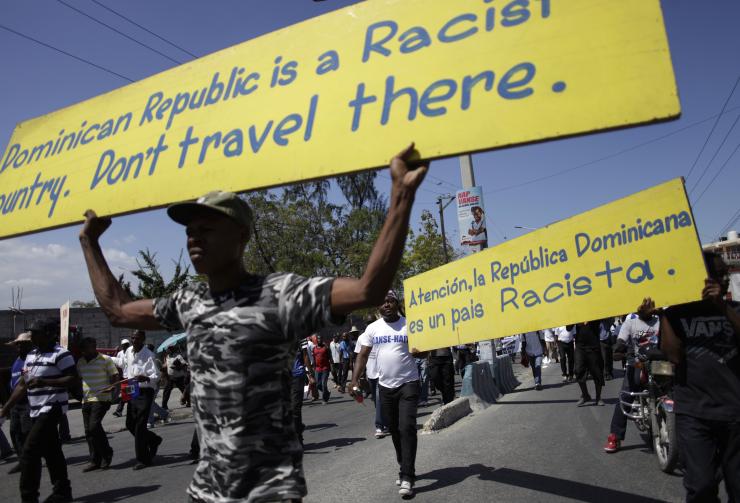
[75,485,160,502]
[303,437,365,452]
[111,453,192,470]
[417,465,665,502]
[499,399,579,405]
[305,423,338,431]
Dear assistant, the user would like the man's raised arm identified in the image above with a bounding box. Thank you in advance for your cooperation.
[331,143,429,315]
[79,210,163,329]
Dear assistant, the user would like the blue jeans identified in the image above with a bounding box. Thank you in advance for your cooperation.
[415,358,429,403]
[315,369,330,402]
[528,354,542,386]
[369,377,388,430]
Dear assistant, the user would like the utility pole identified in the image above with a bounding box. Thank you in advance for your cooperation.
[436,194,455,263]
[459,154,495,363]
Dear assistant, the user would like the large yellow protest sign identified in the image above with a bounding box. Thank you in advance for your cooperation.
[404,179,706,351]
[0,0,679,238]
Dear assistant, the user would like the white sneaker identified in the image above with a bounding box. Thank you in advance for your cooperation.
[395,479,401,486]
[399,480,414,498]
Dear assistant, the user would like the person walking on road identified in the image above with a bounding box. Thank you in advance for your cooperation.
[121,331,162,469]
[599,319,615,381]
[312,337,332,404]
[330,335,341,389]
[604,305,659,453]
[556,325,576,382]
[76,337,118,472]
[660,251,740,502]
[291,338,313,445]
[77,144,428,502]
[543,328,558,364]
[573,321,605,406]
[338,332,352,393]
[5,332,33,475]
[352,290,426,499]
[0,318,76,503]
[427,347,455,405]
[521,331,544,391]
[355,325,389,438]
[111,338,131,417]
[162,346,189,410]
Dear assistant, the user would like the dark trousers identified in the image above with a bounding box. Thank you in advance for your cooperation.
[339,359,351,389]
[380,381,419,483]
[20,406,71,502]
[330,362,340,386]
[558,341,575,377]
[82,401,112,465]
[290,375,305,443]
[575,346,604,397]
[162,376,188,409]
[600,340,614,378]
[126,388,161,465]
[58,414,70,441]
[610,365,641,440]
[428,356,456,405]
[10,402,32,458]
[677,414,740,503]
[315,369,331,402]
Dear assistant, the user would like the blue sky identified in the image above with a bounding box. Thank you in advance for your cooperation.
[0,0,739,308]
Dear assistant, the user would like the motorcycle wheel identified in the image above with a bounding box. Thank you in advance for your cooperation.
[654,407,679,473]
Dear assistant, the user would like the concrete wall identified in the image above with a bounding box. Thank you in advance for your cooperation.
[0,307,171,366]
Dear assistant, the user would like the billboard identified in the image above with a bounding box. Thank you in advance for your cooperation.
[457,187,487,247]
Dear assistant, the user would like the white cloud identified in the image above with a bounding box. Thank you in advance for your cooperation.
[0,238,138,308]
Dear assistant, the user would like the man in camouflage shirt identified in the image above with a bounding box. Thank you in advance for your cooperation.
[79,144,428,502]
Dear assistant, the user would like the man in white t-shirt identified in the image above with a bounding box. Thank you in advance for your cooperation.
[556,325,576,382]
[354,328,389,438]
[604,301,660,453]
[351,290,425,498]
[329,335,341,388]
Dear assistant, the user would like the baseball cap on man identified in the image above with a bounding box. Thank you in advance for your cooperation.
[167,191,253,233]
[5,331,32,346]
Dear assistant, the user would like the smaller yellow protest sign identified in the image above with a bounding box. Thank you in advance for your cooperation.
[404,179,706,351]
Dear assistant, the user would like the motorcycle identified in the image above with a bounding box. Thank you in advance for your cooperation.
[618,348,679,473]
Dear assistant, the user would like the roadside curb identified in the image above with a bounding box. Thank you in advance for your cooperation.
[421,397,472,434]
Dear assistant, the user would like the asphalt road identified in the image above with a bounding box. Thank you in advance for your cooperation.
[0,362,699,502]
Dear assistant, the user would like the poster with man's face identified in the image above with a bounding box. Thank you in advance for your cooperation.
[456,187,487,247]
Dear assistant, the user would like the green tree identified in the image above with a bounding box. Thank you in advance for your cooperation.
[71,300,97,308]
[119,248,191,300]
[400,210,459,286]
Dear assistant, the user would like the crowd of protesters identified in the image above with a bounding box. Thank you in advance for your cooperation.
[0,141,736,503]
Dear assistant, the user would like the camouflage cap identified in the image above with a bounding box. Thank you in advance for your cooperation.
[167,191,254,233]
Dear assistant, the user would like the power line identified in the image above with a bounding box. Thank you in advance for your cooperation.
[688,113,740,195]
[718,206,740,238]
[692,139,740,205]
[686,75,740,180]
[55,0,183,65]
[0,23,133,82]
[483,104,740,196]
[90,0,197,59]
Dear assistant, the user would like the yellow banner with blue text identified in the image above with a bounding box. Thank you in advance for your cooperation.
[404,179,706,351]
[0,0,680,238]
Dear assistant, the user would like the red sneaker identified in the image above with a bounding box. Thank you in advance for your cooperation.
[604,433,620,453]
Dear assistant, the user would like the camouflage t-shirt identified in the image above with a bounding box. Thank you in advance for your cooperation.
[153,273,341,503]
